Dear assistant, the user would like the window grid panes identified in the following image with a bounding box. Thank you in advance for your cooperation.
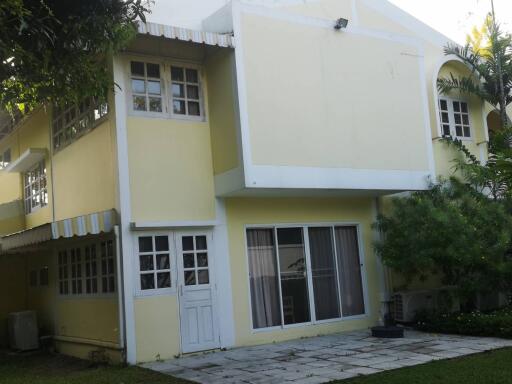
[247,225,366,330]
[101,240,116,293]
[138,235,172,291]
[438,98,471,138]
[58,240,115,296]
[24,160,48,214]
[181,235,209,286]
[171,66,201,117]
[130,61,163,113]
[52,98,108,152]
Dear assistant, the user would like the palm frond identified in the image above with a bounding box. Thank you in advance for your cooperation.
[437,73,490,103]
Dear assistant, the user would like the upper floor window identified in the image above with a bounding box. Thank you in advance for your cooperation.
[439,98,471,139]
[129,60,204,119]
[52,97,108,152]
[24,160,48,214]
[0,148,11,169]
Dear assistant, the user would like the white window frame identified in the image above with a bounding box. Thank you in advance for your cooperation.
[244,222,369,333]
[438,96,472,140]
[125,55,206,122]
[52,98,108,153]
[133,232,177,297]
[23,160,48,214]
[57,239,117,298]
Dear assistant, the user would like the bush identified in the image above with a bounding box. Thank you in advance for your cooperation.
[416,307,512,339]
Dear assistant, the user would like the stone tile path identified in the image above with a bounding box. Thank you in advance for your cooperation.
[143,330,512,383]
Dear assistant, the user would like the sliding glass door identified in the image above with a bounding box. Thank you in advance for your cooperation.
[247,225,366,330]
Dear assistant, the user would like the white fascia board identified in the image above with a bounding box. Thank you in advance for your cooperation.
[130,220,218,230]
[5,148,46,173]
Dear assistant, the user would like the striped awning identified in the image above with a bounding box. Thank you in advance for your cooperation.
[137,22,234,48]
[0,209,117,252]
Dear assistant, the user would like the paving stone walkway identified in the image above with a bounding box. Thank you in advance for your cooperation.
[143,330,512,383]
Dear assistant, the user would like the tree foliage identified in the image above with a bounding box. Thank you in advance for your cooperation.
[0,0,151,112]
[374,179,512,304]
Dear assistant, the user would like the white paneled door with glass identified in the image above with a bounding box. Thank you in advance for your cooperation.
[246,225,367,330]
[135,231,219,353]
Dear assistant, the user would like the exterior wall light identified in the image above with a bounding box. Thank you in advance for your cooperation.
[334,18,349,30]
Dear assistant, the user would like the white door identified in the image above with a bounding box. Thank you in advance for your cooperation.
[177,232,220,353]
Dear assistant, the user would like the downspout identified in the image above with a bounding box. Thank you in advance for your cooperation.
[114,225,126,354]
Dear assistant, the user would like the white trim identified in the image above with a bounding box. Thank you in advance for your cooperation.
[130,220,218,230]
[350,0,359,27]
[212,199,235,348]
[438,96,473,140]
[244,222,370,333]
[113,56,137,364]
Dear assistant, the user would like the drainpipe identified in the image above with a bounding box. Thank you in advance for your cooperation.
[114,225,126,358]
[373,197,392,326]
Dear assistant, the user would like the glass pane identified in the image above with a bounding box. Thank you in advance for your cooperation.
[157,272,171,288]
[131,61,144,76]
[186,68,199,83]
[462,114,469,125]
[464,126,471,137]
[187,85,199,100]
[183,253,195,268]
[171,66,184,81]
[149,97,162,112]
[197,253,208,267]
[461,102,468,113]
[138,237,153,252]
[133,96,146,111]
[140,274,155,290]
[440,99,447,110]
[182,236,194,251]
[198,270,209,285]
[334,226,365,316]
[185,270,196,285]
[132,79,145,93]
[196,236,207,250]
[188,102,200,116]
[454,114,461,124]
[156,254,170,270]
[277,227,310,325]
[172,83,184,98]
[456,125,463,136]
[155,236,169,252]
[173,100,186,114]
[442,125,451,136]
[453,101,460,112]
[441,112,449,123]
[309,227,340,320]
[140,255,154,271]
[146,63,160,78]
[147,81,161,95]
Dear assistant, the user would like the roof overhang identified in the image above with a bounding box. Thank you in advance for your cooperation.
[0,209,118,253]
[137,21,234,48]
[5,148,46,173]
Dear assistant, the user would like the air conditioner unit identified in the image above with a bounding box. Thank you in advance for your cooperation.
[393,287,460,323]
[8,311,39,351]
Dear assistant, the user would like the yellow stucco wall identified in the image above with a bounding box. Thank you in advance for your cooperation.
[0,254,27,347]
[205,49,239,175]
[239,12,430,172]
[134,296,181,363]
[225,197,380,347]
[127,117,216,222]
[52,119,117,220]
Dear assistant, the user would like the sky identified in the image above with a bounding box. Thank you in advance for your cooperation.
[389,0,512,44]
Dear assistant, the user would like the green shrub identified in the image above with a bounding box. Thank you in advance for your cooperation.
[416,307,512,339]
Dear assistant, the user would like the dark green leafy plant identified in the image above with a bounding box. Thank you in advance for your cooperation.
[0,0,151,112]
[374,179,512,306]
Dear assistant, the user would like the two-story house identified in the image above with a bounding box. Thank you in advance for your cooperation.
[0,0,495,364]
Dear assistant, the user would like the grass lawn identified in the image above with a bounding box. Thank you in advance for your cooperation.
[341,348,512,384]
[1,348,512,384]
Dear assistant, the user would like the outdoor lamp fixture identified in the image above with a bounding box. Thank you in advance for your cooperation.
[334,17,349,30]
